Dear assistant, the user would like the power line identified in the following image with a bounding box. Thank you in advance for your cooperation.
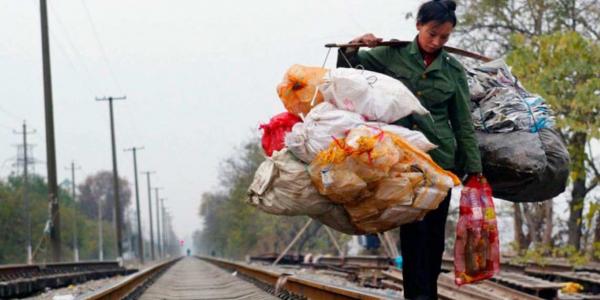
[47,28,97,97]
[47,0,103,95]
[80,0,124,94]
[0,105,23,121]
[78,0,143,148]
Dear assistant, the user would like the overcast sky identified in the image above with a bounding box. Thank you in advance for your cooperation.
[0,0,434,247]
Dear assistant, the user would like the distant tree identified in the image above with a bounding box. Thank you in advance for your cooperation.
[0,174,117,263]
[456,0,599,56]
[78,171,132,222]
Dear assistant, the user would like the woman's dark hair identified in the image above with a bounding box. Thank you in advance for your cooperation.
[417,0,457,27]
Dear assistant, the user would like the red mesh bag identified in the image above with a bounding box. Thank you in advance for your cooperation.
[454,176,500,286]
[259,112,302,157]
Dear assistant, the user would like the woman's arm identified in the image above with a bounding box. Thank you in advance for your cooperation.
[448,65,483,176]
[336,33,387,72]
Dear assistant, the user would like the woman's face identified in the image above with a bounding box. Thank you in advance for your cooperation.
[416,21,454,54]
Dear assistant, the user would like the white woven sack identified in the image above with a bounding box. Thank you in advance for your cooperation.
[320,68,429,123]
[365,122,437,152]
[247,149,335,216]
[285,102,365,163]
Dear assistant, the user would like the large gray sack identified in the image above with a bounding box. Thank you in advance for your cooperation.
[477,128,569,202]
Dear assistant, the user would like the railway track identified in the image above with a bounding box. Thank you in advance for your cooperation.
[0,261,135,298]
[84,256,391,299]
[7,254,595,299]
[252,254,600,299]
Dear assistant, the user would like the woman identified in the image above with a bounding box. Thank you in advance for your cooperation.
[338,1,484,299]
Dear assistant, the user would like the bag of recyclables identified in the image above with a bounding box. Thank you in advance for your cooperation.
[276,65,327,117]
[259,112,301,156]
[467,59,554,133]
[467,59,569,202]
[247,148,335,216]
[308,125,460,233]
[276,65,429,123]
[285,102,436,164]
[320,67,429,123]
[247,148,363,235]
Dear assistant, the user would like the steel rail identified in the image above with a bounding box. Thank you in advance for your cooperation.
[0,260,134,298]
[0,261,122,280]
[200,256,384,299]
[84,258,180,300]
[382,268,543,300]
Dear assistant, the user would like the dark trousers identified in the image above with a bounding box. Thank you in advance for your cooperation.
[400,190,452,300]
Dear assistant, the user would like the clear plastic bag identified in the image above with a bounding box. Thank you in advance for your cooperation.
[454,176,500,285]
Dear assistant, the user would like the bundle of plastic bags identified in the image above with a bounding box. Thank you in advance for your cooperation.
[454,176,500,285]
[277,65,429,122]
[468,59,555,133]
[285,102,436,164]
[467,59,569,202]
[249,63,459,234]
[308,126,460,233]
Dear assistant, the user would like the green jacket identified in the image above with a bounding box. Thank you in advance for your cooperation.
[337,39,482,174]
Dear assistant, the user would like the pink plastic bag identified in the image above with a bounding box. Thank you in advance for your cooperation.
[260,112,302,156]
[454,176,500,286]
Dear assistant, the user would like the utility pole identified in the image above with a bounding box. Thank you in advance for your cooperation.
[98,195,104,261]
[125,147,144,264]
[65,161,81,262]
[141,171,155,260]
[39,0,61,262]
[154,187,163,259]
[160,198,166,257]
[96,95,126,260]
[14,121,36,264]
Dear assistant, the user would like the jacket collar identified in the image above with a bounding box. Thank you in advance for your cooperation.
[409,36,447,73]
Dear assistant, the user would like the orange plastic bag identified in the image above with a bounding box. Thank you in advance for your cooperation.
[276,65,327,117]
[454,176,500,285]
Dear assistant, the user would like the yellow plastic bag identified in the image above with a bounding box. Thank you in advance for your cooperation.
[276,65,327,116]
[308,162,366,204]
[310,126,461,232]
[388,134,460,210]
[373,177,414,205]
[307,142,366,204]
[351,204,425,233]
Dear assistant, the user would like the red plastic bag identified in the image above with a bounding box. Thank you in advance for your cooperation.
[260,112,302,156]
[454,176,500,285]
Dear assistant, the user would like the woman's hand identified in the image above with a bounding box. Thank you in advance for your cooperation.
[345,33,383,52]
[350,33,383,47]
[465,172,486,184]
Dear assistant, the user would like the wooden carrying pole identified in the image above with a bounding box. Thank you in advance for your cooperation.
[325,40,493,62]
